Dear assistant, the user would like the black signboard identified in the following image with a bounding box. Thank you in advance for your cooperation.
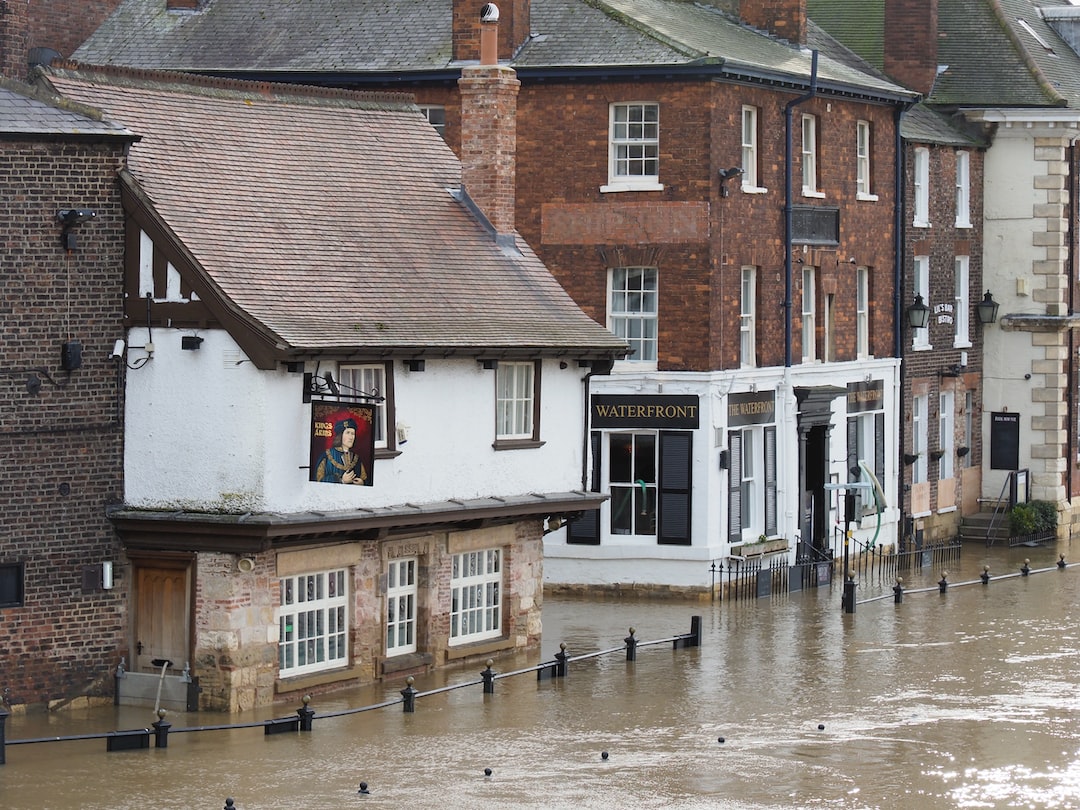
[846,380,884,413]
[591,395,700,429]
[728,391,776,427]
[990,411,1020,471]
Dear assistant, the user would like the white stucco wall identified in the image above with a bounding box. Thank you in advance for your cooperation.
[123,327,590,513]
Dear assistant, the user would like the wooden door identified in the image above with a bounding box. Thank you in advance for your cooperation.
[133,560,191,673]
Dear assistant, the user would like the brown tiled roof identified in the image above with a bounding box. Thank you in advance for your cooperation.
[40,65,626,361]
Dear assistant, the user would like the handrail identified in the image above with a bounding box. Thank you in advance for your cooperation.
[986,469,1027,546]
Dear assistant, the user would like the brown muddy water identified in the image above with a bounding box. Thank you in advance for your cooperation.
[2,542,1080,809]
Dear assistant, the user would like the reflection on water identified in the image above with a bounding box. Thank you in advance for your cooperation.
[3,543,1080,809]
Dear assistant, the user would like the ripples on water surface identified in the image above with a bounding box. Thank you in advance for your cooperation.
[2,543,1080,809]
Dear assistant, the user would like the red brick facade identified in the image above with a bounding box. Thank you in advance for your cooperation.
[0,137,128,707]
[0,0,122,80]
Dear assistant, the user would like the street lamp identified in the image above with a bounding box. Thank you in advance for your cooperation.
[975,290,999,325]
[906,294,930,329]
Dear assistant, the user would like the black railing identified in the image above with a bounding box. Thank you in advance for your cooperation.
[0,617,701,766]
[849,539,962,584]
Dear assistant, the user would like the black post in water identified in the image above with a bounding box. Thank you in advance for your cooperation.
[841,493,856,614]
[0,703,8,765]
[481,660,496,694]
[224,799,236,810]
[401,677,418,712]
[688,615,702,647]
[624,628,637,661]
[980,565,990,585]
[842,572,856,614]
[297,694,315,731]
[1021,559,1031,577]
[152,709,171,748]
[939,572,949,593]
[555,643,569,677]
[893,576,904,604]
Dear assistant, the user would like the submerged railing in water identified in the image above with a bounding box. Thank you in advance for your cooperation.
[0,616,702,766]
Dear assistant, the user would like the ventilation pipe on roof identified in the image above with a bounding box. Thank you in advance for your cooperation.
[480,3,500,66]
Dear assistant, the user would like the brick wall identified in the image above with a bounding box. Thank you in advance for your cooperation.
[1,0,123,80]
[0,139,127,708]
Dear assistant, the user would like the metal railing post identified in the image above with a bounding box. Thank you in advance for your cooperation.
[152,709,171,748]
[481,660,496,694]
[624,628,637,661]
[297,694,314,731]
[401,677,418,712]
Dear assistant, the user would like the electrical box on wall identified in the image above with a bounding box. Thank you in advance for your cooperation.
[61,340,83,371]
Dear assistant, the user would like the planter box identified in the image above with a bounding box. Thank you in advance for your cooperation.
[731,538,789,557]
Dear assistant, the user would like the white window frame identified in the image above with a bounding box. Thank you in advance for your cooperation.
[955,150,971,227]
[607,431,658,539]
[939,390,955,481]
[602,102,663,193]
[913,147,930,227]
[851,412,878,515]
[954,256,971,347]
[913,394,929,485]
[857,120,878,200]
[278,569,349,678]
[418,105,446,138]
[740,266,756,368]
[856,266,870,359]
[802,266,816,362]
[823,292,835,362]
[338,363,390,449]
[739,427,761,541]
[741,106,764,192]
[963,391,974,469]
[801,114,823,197]
[450,549,502,645]
[913,255,931,350]
[609,266,658,367]
[496,361,536,441]
[386,557,418,656]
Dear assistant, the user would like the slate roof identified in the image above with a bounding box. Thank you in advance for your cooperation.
[72,0,913,100]
[0,77,133,137]
[900,104,987,148]
[39,65,626,360]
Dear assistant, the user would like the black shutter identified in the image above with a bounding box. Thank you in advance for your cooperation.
[658,431,692,545]
[875,412,886,504]
[847,417,858,484]
[764,426,777,536]
[728,431,742,544]
[567,431,601,545]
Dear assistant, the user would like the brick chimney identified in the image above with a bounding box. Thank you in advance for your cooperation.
[1,0,125,81]
[739,0,807,45]
[883,0,938,95]
[458,6,520,236]
[453,0,531,62]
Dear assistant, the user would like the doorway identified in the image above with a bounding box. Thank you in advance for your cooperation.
[131,555,192,673]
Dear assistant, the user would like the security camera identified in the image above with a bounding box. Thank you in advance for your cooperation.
[57,209,97,226]
[480,3,499,22]
[111,339,126,360]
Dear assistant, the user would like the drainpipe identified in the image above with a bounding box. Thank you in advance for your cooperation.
[784,50,818,367]
[894,101,912,547]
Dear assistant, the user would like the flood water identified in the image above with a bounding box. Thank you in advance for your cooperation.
[3,541,1080,809]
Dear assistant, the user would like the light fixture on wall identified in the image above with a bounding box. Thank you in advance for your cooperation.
[975,290,1000,325]
[102,561,114,590]
[57,208,96,252]
[181,335,204,351]
[718,166,744,197]
[906,294,930,329]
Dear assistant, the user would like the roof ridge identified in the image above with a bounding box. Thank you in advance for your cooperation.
[44,59,418,110]
[582,0,709,60]
[986,0,1067,106]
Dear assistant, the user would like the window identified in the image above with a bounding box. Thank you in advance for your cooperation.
[496,361,538,442]
[419,105,446,138]
[0,562,24,607]
[955,150,971,227]
[339,363,392,449]
[913,255,930,350]
[609,267,658,364]
[450,549,501,644]
[848,411,886,515]
[913,147,930,227]
[802,266,816,362]
[609,432,657,536]
[856,266,869,358]
[728,426,777,543]
[823,293,835,362]
[740,266,756,368]
[939,391,955,481]
[278,569,348,678]
[801,114,821,196]
[856,120,877,200]
[912,394,928,485]
[741,106,761,190]
[954,256,970,347]
[386,558,417,656]
[603,102,661,192]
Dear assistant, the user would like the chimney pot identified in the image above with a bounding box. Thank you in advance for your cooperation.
[480,4,500,66]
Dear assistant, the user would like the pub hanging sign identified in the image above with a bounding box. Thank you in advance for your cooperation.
[309,401,376,486]
[591,394,700,429]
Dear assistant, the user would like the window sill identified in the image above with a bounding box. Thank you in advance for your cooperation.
[856,192,879,202]
[911,219,930,229]
[911,343,934,352]
[741,185,768,195]
[374,448,402,460]
[801,189,826,199]
[600,181,664,193]
[610,360,657,373]
[493,438,546,451]
[953,340,972,350]
[382,652,433,676]
[955,221,973,229]
[275,664,363,694]
[446,636,514,660]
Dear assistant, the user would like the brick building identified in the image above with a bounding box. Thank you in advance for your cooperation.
[0,78,134,707]
[72,0,921,593]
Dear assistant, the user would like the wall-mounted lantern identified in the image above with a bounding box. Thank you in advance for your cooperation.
[975,290,1000,325]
